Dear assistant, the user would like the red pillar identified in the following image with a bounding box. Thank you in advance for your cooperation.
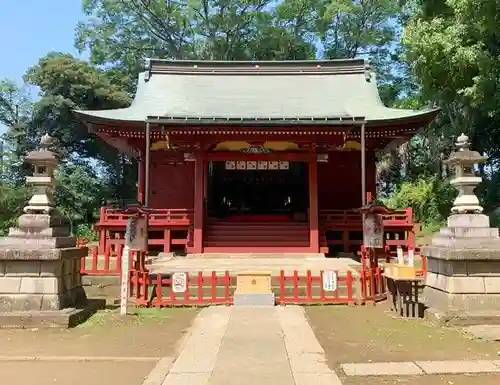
[98,206,107,254]
[193,152,205,253]
[203,160,208,200]
[137,157,145,203]
[308,154,319,252]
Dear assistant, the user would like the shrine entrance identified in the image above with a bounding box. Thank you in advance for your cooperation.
[207,160,309,221]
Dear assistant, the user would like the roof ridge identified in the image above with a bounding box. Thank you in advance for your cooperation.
[145,58,369,78]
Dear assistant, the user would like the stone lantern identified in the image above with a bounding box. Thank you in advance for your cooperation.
[8,134,71,244]
[444,133,487,214]
[23,134,59,215]
[0,135,97,328]
[422,133,500,325]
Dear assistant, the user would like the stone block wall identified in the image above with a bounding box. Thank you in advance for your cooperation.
[0,249,87,312]
[423,255,500,312]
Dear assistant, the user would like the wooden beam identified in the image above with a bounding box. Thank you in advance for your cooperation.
[205,152,311,161]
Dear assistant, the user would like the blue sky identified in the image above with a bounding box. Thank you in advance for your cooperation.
[0,0,84,134]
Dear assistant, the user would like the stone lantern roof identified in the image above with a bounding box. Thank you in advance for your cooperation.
[444,133,487,166]
[25,134,59,166]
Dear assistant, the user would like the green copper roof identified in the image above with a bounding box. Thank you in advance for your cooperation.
[75,59,439,125]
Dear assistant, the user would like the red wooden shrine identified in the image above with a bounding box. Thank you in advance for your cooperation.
[75,59,438,255]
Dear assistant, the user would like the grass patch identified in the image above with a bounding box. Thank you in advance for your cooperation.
[306,305,500,368]
[78,307,197,328]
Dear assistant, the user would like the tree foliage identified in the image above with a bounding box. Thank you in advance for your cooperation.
[76,0,407,96]
[5,0,500,240]
[403,0,500,155]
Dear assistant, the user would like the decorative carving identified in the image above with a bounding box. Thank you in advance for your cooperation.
[241,145,271,154]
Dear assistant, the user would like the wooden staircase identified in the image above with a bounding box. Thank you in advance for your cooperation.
[203,219,312,252]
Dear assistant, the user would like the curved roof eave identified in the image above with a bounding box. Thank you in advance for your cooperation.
[74,107,440,128]
[73,109,144,124]
[365,108,441,127]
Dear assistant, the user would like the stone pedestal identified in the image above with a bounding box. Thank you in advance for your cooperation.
[422,215,500,325]
[0,244,87,311]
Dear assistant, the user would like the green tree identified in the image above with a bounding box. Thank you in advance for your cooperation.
[54,163,107,235]
[402,0,500,154]
[76,0,407,97]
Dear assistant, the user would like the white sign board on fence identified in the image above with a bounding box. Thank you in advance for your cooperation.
[172,272,187,293]
[322,270,338,292]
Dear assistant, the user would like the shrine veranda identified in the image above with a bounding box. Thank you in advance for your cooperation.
[75,59,438,258]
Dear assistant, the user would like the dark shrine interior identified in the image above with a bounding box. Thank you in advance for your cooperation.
[206,161,309,220]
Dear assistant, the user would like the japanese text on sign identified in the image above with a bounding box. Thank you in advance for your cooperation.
[322,270,338,292]
[172,272,187,293]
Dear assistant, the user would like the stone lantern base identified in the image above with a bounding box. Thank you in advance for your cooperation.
[0,214,104,328]
[422,214,500,325]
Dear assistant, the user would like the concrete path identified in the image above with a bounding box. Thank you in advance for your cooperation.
[158,305,342,385]
[341,360,500,376]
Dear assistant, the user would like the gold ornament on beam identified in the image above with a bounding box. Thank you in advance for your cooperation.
[150,133,179,151]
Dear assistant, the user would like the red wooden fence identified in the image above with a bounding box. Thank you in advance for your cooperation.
[127,268,386,307]
[78,242,427,307]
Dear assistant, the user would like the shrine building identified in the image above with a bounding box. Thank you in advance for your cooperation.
[75,59,439,255]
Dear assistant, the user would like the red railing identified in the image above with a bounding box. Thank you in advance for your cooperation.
[131,271,235,307]
[320,208,417,253]
[81,246,122,276]
[319,208,413,227]
[80,245,146,276]
[96,207,193,227]
[277,270,356,304]
[127,268,385,307]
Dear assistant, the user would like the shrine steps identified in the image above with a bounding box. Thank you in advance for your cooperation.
[204,220,310,251]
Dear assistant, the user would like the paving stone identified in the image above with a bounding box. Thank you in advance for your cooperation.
[209,370,294,385]
[341,362,424,376]
[288,353,331,374]
[415,360,500,374]
[141,357,174,385]
[465,325,500,341]
[162,373,210,385]
[277,306,324,354]
[169,307,230,374]
[293,373,343,385]
[210,307,293,384]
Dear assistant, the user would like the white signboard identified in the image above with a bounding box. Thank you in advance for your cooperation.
[172,272,187,293]
[322,270,338,292]
[121,215,148,316]
[120,245,130,316]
